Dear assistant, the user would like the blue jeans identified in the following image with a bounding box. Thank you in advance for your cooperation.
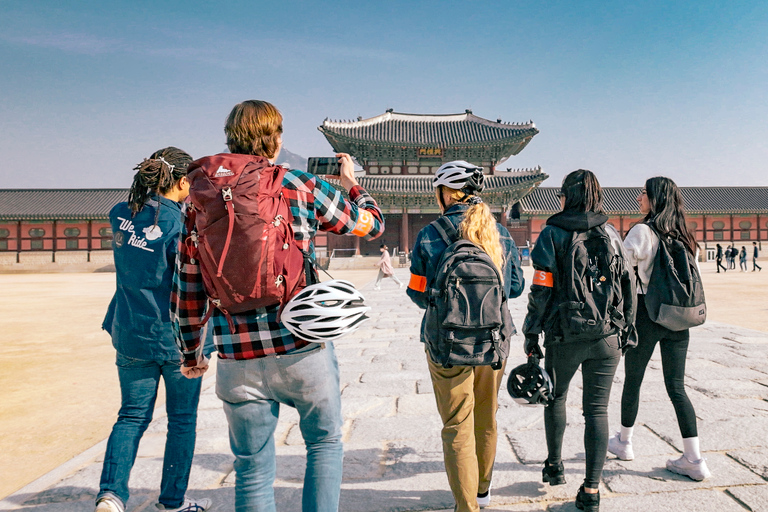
[216,343,343,512]
[98,354,202,508]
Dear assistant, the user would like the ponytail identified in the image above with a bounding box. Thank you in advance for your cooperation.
[444,188,505,282]
[128,147,192,216]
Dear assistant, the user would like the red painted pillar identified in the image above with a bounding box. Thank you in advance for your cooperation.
[729,214,734,243]
[16,220,21,263]
[52,219,57,262]
[400,208,410,253]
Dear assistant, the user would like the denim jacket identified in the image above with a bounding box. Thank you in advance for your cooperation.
[406,203,525,329]
[102,195,184,361]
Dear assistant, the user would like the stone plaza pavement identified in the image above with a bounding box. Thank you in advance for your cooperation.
[2,268,768,512]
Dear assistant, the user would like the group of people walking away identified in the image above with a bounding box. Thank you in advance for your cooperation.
[95,99,711,512]
[408,169,710,512]
[718,242,761,272]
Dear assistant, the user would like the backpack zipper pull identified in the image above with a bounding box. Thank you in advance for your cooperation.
[273,215,283,227]
[222,187,233,202]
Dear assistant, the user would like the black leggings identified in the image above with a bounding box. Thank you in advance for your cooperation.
[544,336,621,489]
[620,295,698,438]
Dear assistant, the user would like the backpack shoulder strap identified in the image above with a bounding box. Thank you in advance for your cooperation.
[431,215,460,247]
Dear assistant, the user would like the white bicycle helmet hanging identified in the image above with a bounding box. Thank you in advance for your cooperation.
[432,160,485,193]
[281,279,371,343]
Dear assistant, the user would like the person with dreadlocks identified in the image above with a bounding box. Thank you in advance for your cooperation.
[96,147,212,512]
[407,161,524,512]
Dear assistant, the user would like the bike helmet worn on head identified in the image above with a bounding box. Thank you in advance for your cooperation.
[507,356,554,406]
[281,280,371,343]
[432,160,485,193]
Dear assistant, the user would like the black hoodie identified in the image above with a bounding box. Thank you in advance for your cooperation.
[522,210,636,346]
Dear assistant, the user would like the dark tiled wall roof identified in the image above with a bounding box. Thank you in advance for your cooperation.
[3,185,766,220]
[522,187,768,215]
[0,189,128,220]
[320,111,538,146]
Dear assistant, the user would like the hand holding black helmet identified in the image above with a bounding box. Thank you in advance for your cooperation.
[507,355,553,406]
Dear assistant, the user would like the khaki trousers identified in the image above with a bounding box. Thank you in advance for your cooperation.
[427,355,506,512]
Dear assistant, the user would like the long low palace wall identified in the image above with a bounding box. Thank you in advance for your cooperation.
[0,251,115,273]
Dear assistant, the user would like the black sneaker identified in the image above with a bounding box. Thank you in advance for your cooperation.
[542,460,566,486]
[575,485,600,511]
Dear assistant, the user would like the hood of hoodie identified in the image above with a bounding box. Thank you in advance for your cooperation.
[546,210,609,232]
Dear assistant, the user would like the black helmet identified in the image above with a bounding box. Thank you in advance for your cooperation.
[507,356,553,406]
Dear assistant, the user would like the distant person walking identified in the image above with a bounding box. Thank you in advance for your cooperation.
[374,244,404,289]
[740,246,748,271]
[727,245,736,269]
[608,177,711,482]
[715,244,726,273]
[753,242,762,271]
[96,148,212,512]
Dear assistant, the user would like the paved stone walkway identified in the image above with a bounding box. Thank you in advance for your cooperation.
[2,268,767,511]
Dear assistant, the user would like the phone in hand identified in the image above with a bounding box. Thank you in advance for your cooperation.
[307,157,341,176]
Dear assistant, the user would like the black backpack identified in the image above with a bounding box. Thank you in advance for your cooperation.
[556,225,626,342]
[641,225,706,331]
[422,216,514,369]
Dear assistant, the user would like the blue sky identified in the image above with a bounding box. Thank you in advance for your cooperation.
[1,0,767,189]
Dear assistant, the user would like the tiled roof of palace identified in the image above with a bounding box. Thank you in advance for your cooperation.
[0,189,128,220]
[357,169,546,195]
[319,111,539,146]
[521,187,768,214]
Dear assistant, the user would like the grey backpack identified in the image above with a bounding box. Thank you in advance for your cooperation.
[641,224,706,331]
[422,216,514,369]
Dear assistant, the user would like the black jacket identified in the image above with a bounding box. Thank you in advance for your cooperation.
[522,210,637,346]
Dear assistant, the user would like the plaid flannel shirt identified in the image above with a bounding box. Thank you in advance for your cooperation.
[171,169,384,366]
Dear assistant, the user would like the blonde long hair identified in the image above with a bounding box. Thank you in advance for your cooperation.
[442,188,505,282]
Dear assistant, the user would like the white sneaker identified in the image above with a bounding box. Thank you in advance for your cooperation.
[95,497,124,512]
[156,497,212,512]
[607,432,635,461]
[666,455,711,481]
[477,485,491,508]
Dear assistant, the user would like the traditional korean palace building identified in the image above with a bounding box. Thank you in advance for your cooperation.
[1,109,767,265]
[318,110,546,255]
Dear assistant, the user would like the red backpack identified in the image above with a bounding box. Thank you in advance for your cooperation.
[185,154,307,318]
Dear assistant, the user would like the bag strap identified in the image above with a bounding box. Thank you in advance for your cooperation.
[432,215,460,246]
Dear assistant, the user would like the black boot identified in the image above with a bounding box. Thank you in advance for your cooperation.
[542,460,566,486]
[575,485,600,511]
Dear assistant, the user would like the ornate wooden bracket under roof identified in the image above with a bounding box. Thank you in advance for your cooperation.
[318,111,539,169]
[328,168,549,211]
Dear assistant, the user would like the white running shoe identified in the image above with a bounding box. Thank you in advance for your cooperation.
[95,497,124,512]
[476,487,491,508]
[156,497,212,512]
[607,432,635,461]
[666,455,711,481]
